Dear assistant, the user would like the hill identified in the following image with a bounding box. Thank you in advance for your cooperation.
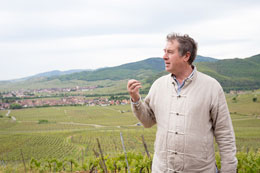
[132,54,260,92]
[196,54,260,91]
[47,55,217,81]
[7,69,90,83]
[0,54,259,92]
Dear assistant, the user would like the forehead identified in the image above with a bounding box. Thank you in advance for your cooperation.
[165,40,179,50]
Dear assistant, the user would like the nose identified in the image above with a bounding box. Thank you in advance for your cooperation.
[163,52,168,60]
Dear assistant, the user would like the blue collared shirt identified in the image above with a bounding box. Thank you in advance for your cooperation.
[172,68,195,95]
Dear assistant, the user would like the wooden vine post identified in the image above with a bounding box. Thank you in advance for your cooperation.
[120,132,130,173]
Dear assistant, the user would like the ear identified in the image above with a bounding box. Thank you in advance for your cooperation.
[183,52,191,62]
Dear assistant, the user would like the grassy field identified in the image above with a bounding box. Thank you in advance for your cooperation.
[0,90,259,168]
[227,90,260,151]
[0,78,129,94]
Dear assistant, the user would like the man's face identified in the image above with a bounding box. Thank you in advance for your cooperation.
[163,40,185,74]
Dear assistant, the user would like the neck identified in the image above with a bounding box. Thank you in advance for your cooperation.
[174,65,193,84]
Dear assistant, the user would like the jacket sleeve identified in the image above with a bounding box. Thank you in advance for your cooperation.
[131,83,157,128]
[211,87,237,173]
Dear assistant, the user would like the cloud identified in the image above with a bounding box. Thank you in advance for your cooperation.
[0,0,260,80]
[2,0,257,40]
[0,33,165,80]
[179,6,260,58]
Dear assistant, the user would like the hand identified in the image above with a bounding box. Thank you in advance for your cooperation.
[127,79,142,102]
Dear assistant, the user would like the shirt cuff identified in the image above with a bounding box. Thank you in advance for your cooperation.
[131,97,141,105]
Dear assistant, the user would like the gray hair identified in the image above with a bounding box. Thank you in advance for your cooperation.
[167,33,198,64]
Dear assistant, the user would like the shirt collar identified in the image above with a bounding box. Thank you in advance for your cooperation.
[171,65,195,81]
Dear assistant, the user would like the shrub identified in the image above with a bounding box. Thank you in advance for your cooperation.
[10,103,22,109]
[38,120,49,124]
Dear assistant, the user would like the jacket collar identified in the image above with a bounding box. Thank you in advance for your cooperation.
[170,65,197,86]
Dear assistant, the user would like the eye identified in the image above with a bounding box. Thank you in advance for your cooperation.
[164,49,174,54]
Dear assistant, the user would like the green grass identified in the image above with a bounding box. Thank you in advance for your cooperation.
[0,91,259,167]
[0,78,128,94]
[231,116,260,151]
[227,90,260,151]
[0,121,94,133]
[9,105,137,126]
[0,110,8,117]
[0,105,150,164]
[0,133,79,162]
[227,90,260,116]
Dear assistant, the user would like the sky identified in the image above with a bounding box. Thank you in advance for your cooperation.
[0,0,260,81]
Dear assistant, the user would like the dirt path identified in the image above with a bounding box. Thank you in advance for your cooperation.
[58,122,105,128]
[17,120,138,128]
[5,110,11,116]
[11,116,16,121]
[5,110,16,121]
[232,118,256,121]
[101,106,122,113]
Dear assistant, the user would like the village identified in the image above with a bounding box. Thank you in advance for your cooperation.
[0,85,98,98]
[0,86,130,110]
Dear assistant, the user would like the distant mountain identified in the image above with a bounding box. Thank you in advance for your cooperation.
[50,57,163,82]
[10,69,90,82]
[49,55,217,82]
[196,54,260,91]
[195,55,218,62]
[32,69,89,77]
[0,54,259,92]
[145,54,260,91]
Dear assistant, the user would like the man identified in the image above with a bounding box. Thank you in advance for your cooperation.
[127,33,237,172]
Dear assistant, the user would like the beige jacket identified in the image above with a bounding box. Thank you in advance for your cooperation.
[131,69,237,173]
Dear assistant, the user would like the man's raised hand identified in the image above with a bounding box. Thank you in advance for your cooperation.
[127,79,142,102]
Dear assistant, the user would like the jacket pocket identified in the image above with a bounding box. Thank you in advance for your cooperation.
[185,134,208,160]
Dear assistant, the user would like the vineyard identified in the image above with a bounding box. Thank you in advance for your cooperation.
[1,150,260,172]
[0,91,259,172]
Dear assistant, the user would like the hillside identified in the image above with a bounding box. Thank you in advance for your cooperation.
[7,69,89,83]
[196,54,260,91]
[135,54,260,92]
[50,57,165,82]
[46,55,217,82]
[0,54,259,92]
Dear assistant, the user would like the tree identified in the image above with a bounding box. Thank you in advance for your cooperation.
[232,97,237,103]
[10,103,22,109]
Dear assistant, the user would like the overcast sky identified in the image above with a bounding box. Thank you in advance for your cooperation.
[0,0,260,81]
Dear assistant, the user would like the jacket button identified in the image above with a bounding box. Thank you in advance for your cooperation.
[175,132,178,134]
[175,152,177,155]
[176,113,179,115]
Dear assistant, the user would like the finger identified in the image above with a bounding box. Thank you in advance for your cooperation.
[127,80,140,89]
[129,82,141,91]
[128,79,139,86]
[133,85,142,92]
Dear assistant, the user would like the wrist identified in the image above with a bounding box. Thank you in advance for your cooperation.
[131,97,141,105]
